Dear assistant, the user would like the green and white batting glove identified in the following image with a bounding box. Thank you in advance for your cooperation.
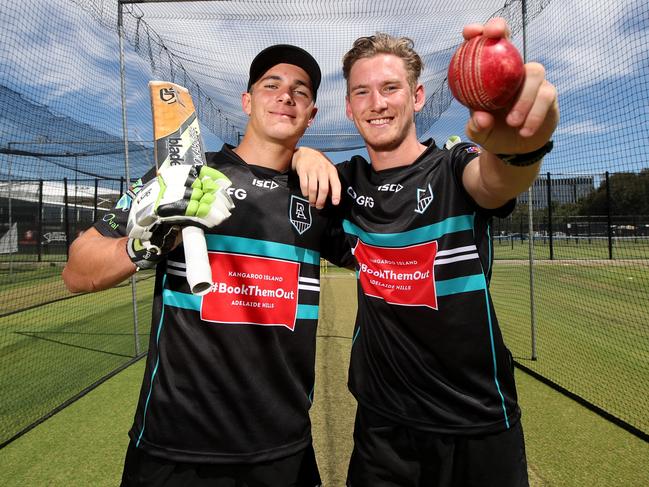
[126,223,180,270]
[156,164,234,227]
[128,165,234,232]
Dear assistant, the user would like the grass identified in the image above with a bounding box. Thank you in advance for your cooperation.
[493,237,649,260]
[0,263,154,314]
[0,278,154,443]
[0,262,64,299]
[517,370,649,486]
[491,261,649,434]
[0,273,647,486]
[0,360,142,486]
[0,259,647,485]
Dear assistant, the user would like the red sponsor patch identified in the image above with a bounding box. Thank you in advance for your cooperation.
[201,252,300,330]
[353,240,438,309]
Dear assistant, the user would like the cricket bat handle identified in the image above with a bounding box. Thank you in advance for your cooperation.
[182,225,212,295]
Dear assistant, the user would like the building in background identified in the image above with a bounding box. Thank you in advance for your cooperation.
[517,175,595,209]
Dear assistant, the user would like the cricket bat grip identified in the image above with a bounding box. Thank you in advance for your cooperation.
[182,225,212,295]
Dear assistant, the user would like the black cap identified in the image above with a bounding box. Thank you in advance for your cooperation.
[247,44,321,101]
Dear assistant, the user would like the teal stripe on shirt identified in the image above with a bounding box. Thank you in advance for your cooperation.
[483,287,510,427]
[163,288,201,310]
[436,274,486,296]
[350,273,486,297]
[136,275,168,447]
[205,234,320,264]
[343,214,474,247]
[296,304,319,320]
[163,288,319,320]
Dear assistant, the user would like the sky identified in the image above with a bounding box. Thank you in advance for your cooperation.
[0,0,648,179]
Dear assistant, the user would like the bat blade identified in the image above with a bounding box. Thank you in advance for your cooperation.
[149,81,212,296]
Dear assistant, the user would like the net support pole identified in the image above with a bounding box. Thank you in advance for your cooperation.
[522,0,537,361]
[118,2,141,356]
[64,177,70,260]
[93,178,98,223]
[7,143,15,279]
[605,171,613,260]
[547,172,553,260]
[38,179,43,262]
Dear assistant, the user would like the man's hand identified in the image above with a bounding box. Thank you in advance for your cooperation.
[126,223,180,270]
[292,147,341,209]
[156,165,234,227]
[128,165,234,233]
[461,17,559,155]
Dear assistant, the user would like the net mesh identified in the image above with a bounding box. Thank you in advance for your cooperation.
[1,0,647,448]
[78,0,553,151]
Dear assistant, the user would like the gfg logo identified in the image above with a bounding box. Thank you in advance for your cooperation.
[226,187,248,200]
[347,187,374,208]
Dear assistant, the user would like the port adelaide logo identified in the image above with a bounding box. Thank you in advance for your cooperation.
[289,195,312,235]
[415,184,434,214]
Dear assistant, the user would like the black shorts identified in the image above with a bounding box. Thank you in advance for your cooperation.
[347,406,529,487]
[120,440,322,487]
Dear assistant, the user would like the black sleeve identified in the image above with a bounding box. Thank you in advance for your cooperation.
[311,160,354,222]
[316,161,355,268]
[93,166,157,238]
[449,142,516,219]
[319,215,354,269]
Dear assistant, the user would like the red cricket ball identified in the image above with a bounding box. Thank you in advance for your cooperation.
[447,35,525,111]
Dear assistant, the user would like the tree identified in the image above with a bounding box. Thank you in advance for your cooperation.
[577,170,649,216]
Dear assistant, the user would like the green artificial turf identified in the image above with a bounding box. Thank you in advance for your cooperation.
[0,273,646,487]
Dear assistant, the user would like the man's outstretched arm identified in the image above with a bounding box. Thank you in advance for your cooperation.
[63,165,232,294]
[459,18,559,209]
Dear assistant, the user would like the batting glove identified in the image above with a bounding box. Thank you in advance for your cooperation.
[126,223,180,270]
[128,165,234,232]
[156,164,234,228]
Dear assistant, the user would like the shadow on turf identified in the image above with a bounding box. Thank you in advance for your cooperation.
[14,330,146,358]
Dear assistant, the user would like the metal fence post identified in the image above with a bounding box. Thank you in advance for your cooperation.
[522,0,537,360]
[93,178,99,223]
[547,172,553,260]
[38,179,43,262]
[118,2,140,356]
[605,171,613,260]
[64,177,70,260]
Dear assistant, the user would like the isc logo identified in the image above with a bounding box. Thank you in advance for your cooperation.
[347,187,374,208]
[252,179,279,189]
[377,183,403,192]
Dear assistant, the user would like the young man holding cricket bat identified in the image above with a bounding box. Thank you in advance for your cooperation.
[63,45,350,487]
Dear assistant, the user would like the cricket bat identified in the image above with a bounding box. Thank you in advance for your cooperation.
[149,81,212,296]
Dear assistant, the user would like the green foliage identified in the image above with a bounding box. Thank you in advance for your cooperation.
[551,201,580,218]
[509,171,649,229]
[578,170,649,216]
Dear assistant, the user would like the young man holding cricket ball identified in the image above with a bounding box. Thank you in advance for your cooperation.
[295,17,559,487]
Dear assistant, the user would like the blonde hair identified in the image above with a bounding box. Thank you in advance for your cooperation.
[342,33,423,92]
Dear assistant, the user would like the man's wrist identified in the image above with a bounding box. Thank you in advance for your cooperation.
[496,140,554,167]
